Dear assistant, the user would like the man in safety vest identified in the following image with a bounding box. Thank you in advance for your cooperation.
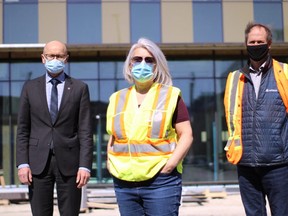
[224,22,288,216]
[106,38,193,216]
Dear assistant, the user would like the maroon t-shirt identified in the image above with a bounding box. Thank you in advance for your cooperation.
[172,97,190,126]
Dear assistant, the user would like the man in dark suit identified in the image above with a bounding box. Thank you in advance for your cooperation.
[16,40,93,216]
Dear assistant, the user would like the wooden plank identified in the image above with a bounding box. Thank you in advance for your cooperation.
[0,192,28,200]
[88,197,117,204]
[181,188,208,205]
[182,197,207,206]
[87,202,118,209]
[0,199,10,205]
[79,208,90,213]
[0,176,5,188]
[205,190,227,199]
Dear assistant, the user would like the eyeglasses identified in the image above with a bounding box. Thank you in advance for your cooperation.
[131,56,155,66]
[43,54,68,61]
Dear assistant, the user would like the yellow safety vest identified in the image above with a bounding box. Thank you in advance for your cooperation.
[224,59,288,165]
[106,83,181,181]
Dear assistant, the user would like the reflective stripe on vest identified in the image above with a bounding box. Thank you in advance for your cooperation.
[149,84,173,138]
[224,71,244,151]
[112,141,176,155]
[112,88,130,140]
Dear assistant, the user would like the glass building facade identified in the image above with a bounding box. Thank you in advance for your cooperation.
[0,0,288,185]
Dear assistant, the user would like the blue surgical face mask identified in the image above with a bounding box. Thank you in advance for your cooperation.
[45,59,65,74]
[131,62,154,83]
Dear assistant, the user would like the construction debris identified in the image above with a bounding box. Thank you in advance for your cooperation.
[0,185,227,209]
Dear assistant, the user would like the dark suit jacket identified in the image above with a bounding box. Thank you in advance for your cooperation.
[16,74,93,176]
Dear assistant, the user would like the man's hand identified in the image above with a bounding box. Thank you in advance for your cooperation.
[76,169,91,188]
[18,167,32,185]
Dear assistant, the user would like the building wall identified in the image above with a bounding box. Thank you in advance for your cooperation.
[38,0,67,43]
[161,1,193,43]
[1,1,287,44]
[0,4,2,44]
[102,0,130,43]
[284,1,288,42]
[222,1,254,43]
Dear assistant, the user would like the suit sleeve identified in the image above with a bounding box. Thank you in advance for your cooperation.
[78,84,94,170]
[16,82,31,167]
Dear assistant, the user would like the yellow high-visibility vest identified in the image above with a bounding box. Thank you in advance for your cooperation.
[106,83,181,181]
[224,59,288,164]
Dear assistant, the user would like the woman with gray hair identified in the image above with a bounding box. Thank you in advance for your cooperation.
[106,38,193,216]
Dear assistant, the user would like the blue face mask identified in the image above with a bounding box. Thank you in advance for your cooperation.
[131,62,154,83]
[45,59,65,74]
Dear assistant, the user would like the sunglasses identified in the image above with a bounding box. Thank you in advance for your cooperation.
[131,56,155,66]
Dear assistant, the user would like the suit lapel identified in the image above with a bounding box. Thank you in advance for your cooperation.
[37,75,51,123]
[58,75,72,116]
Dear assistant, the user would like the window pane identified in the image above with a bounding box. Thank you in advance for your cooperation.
[172,79,194,108]
[3,2,38,43]
[130,1,161,43]
[70,62,98,79]
[0,64,9,80]
[190,79,215,110]
[183,78,218,181]
[10,63,44,81]
[169,60,214,106]
[254,1,283,41]
[99,80,117,103]
[11,81,25,114]
[0,82,9,115]
[67,2,102,44]
[193,1,223,42]
[169,60,214,78]
[215,60,242,78]
[99,62,128,96]
[99,62,123,79]
[85,80,98,102]
[116,80,130,90]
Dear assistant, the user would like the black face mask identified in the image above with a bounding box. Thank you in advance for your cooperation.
[246,44,269,61]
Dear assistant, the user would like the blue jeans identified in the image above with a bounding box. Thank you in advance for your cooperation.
[237,164,288,216]
[113,169,182,216]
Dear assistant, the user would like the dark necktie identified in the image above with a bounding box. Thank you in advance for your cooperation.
[50,78,60,124]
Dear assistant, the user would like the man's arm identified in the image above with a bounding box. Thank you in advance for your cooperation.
[16,82,31,168]
[76,83,93,188]
[16,82,32,185]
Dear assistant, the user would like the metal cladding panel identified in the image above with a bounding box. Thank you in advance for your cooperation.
[38,1,67,43]
[161,1,193,43]
[222,1,254,43]
[102,1,130,44]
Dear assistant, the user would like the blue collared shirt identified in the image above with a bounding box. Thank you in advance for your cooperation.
[46,72,65,110]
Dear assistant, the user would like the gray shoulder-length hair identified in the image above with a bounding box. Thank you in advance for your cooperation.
[123,38,172,85]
